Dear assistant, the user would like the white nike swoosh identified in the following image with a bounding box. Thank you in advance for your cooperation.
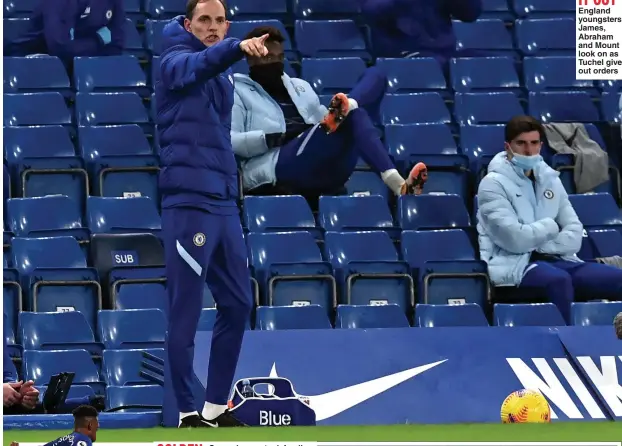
[269,359,447,421]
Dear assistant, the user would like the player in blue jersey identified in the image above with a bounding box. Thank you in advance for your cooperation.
[40,405,99,446]
[5,0,125,63]
[155,0,268,428]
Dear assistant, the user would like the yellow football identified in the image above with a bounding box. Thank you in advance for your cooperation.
[501,389,551,423]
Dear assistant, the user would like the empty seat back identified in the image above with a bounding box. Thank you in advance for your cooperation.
[336,304,410,329]
[415,303,488,327]
[87,196,161,234]
[98,309,166,349]
[255,305,332,330]
[494,303,566,327]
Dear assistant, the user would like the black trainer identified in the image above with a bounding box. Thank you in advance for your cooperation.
[179,414,217,428]
[205,410,247,427]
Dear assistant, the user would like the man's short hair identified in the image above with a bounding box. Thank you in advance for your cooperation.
[72,405,98,427]
[505,115,545,142]
[243,26,285,43]
[186,0,227,19]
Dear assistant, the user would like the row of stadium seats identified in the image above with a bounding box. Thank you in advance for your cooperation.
[6,126,619,208]
[4,194,622,326]
[7,55,621,95]
[4,0,576,21]
[4,194,622,244]
[5,90,618,128]
[8,301,622,355]
[4,17,580,59]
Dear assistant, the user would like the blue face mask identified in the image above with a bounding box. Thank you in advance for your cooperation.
[510,152,542,171]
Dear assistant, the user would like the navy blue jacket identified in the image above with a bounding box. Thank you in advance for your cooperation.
[155,16,245,212]
[6,0,125,62]
[361,0,482,58]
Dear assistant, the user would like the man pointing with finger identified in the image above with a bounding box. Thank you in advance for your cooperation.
[155,0,268,428]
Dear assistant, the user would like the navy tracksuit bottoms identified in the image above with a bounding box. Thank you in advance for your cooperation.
[275,66,394,192]
[519,260,622,323]
[163,206,253,413]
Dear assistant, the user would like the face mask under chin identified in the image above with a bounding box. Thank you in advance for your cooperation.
[249,62,285,88]
[510,151,542,171]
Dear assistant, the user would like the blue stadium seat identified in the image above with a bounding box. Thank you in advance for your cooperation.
[523,57,595,93]
[11,237,101,324]
[4,0,37,17]
[449,57,520,93]
[293,0,360,18]
[123,18,146,58]
[453,19,513,53]
[4,57,71,95]
[255,305,332,330]
[3,272,22,340]
[86,196,161,235]
[385,124,458,163]
[383,122,469,197]
[493,303,566,327]
[80,125,159,200]
[145,0,184,18]
[3,18,30,41]
[600,92,622,124]
[376,58,446,93]
[145,19,167,55]
[324,231,413,309]
[19,312,103,355]
[79,125,153,159]
[515,18,575,56]
[568,193,622,231]
[414,303,489,327]
[301,58,367,95]
[344,172,391,202]
[4,93,71,126]
[401,229,489,306]
[76,92,150,127]
[98,309,166,349]
[6,196,89,243]
[4,126,75,165]
[480,0,515,20]
[115,283,167,313]
[397,194,471,230]
[106,385,163,412]
[247,231,336,309]
[454,92,524,125]
[295,20,369,59]
[382,93,451,125]
[90,233,165,308]
[513,0,575,17]
[571,302,622,326]
[587,229,622,257]
[228,20,293,57]
[123,0,142,20]
[23,349,104,392]
[243,196,320,239]
[460,124,505,176]
[74,56,149,96]
[102,348,165,386]
[4,312,21,359]
[228,0,287,19]
[336,304,410,329]
[318,195,397,238]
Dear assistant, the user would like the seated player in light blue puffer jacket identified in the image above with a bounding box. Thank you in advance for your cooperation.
[477,115,622,323]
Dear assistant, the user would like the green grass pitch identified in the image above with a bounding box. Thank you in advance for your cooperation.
[5,422,622,445]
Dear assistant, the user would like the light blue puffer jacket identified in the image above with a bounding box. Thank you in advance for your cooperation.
[477,151,584,286]
[230,73,328,190]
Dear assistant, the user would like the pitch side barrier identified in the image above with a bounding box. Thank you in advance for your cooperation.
[3,326,621,430]
[162,326,622,426]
